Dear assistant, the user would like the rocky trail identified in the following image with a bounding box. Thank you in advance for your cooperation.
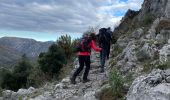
[2,52,111,100]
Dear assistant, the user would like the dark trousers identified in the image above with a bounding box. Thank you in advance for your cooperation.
[100,44,110,68]
[73,55,90,80]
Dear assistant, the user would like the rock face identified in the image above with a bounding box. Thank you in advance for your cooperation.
[112,0,170,99]
[139,0,170,18]
[2,52,111,100]
[0,37,53,66]
[127,69,170,100]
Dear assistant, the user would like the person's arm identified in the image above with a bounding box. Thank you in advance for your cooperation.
[91,40,102,52]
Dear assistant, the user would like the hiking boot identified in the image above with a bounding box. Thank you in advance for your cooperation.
[100,68,104,73]
[82,79,90,83]
[70,77,76,84]
[98,65,101,68]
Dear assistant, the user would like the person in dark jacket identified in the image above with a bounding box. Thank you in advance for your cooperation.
[98,27,112,72]
[70,32,102,84]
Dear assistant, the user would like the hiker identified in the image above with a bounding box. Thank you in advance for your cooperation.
[98,27,112,72]
[70,32,102,84]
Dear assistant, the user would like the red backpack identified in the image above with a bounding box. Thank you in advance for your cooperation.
[76,36,92,52]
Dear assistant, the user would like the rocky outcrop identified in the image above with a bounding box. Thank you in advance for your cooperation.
[112,1,170,99]
[127,69,170,100]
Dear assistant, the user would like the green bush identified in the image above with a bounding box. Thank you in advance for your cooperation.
[0,87,2,96]
[27,65,47,88]
[112,44,123,57]
[143,14,155,26]
[136,50,150,62]
[142,60,157,73]
[109,68,125,99]
[56,35,74,59]
[1,54,32,91]
[156,61,170,70]
[38,44,66,78]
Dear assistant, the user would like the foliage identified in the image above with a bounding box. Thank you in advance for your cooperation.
[1,54,32,91]
[38,43,66,78]
[143,13,155,26]
[136,49,150,62]
[157,61,170,70]
[27,65,48,88]
[56,35,75,59]
[142,62,154,73]
[109,68,125,99]
[0,86,2,96]
[112,44,123,57]
[109,59,117,68]
[71,38,81,52]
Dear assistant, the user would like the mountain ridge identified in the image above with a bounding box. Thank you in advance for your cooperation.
[0,36,53,67]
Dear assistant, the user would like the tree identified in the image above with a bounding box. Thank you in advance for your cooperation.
[1,54,32,91]
[38,44,66,78]
[56,35,74,59]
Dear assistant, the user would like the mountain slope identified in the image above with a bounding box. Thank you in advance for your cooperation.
[1,0,170,100]
[0,45,20,67]
[0,37,53,67]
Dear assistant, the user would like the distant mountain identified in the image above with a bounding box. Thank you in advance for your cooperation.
[0,37,54,67]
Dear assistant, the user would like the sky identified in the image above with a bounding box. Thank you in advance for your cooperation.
[0,0,144,41]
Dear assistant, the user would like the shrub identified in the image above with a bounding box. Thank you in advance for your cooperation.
[112,44,123,57]
[136,49,150,62]
[143,13,155,26]
[56,35,74,59]
[109,68,125,99]
[1,54,32,91]
[142,61,156,73]
[0,87,2,96]
[38,44,66,78]
[27,65,48,88]
[156,61,170,70]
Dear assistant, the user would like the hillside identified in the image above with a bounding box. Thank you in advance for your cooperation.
[0,37,53,67]
[0,45,20,67]
[1,0,170,100]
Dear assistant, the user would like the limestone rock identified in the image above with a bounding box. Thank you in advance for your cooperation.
[127,69,170,100]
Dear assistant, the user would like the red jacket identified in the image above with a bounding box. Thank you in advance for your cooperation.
[77,40,101,56]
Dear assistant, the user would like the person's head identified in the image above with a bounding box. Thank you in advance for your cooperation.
[89,32,96,40]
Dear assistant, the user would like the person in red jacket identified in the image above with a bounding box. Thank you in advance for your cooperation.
[70,32,102,84]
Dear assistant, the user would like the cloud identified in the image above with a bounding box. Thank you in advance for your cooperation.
[0,0,143,34]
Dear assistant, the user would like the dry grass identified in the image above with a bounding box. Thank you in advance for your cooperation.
[156,19,170,33]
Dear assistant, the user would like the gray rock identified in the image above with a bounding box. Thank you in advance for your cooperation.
[17,87,35,96]
[127,69,170,100]
[164,69,170,76]
[166,76,170,83]
[159,44,170,63]
[131,28,144,39]
[165,0,170,18]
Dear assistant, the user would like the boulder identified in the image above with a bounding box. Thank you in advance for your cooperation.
[159,44,170,63]
[127,69,170,100]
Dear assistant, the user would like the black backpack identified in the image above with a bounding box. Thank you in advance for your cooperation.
[76,37,92,52]
[98,28,111,44]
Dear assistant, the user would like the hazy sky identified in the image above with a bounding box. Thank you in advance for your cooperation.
[0,0,143,41]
